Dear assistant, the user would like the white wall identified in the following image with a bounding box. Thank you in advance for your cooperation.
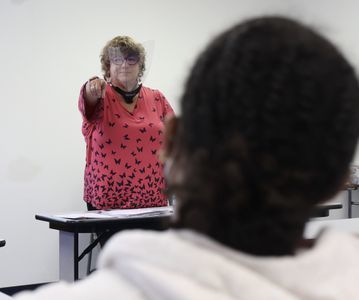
[1,0,359,287]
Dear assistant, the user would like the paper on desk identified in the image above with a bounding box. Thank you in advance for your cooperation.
[55,206,173,219]
[105,206,173,217]
[54,212,114,219]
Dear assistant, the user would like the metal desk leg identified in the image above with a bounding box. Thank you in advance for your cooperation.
[348,189,352,218]
[59,231,79,282]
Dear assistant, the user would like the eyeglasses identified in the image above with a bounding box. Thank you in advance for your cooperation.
[110,55,139,66]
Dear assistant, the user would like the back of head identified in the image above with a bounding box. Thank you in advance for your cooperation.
[170,16,359,255]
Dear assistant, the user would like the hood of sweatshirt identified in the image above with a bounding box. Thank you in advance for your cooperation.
[98,228,359,300]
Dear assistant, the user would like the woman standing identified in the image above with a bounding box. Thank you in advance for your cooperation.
[79,36,174,210]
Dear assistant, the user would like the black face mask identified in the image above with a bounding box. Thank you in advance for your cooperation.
[111,83,142,104]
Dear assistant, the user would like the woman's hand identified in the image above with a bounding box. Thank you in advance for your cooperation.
[84,77,107,105]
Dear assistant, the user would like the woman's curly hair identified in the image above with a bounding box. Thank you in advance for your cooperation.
[170,16,359,255]
[100,36,146,80]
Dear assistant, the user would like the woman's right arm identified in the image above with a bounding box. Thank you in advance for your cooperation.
[82,77,107,119]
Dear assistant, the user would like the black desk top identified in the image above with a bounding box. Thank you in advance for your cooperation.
[35,211,172,233]
[313,203,343,218]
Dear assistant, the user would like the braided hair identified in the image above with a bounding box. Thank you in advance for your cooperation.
[169,16,359,255]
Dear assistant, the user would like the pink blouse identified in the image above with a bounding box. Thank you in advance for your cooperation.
[79,84,174,209]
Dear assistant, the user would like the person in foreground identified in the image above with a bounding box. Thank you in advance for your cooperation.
[13,16,359,299]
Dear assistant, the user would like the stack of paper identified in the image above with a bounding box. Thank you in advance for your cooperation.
[55,206,173,220]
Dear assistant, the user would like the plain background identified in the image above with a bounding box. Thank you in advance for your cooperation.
[1,0,359,287]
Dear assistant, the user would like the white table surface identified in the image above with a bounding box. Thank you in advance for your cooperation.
[305,217,359,239]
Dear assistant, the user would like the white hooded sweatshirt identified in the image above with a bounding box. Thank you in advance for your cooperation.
[14,229,359,300]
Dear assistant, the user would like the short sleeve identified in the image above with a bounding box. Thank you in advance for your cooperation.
[156,90,175,120]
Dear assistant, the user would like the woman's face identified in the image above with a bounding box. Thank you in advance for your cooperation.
[109,51,141,90]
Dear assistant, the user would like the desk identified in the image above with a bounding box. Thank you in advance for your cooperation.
[314,203,342,218]
[36,208,172,282]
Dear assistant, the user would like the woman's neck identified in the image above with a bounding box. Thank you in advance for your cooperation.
[111,79,138,92]
[110,82,142,105]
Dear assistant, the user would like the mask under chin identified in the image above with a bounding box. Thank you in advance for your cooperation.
[111,83,142,103]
